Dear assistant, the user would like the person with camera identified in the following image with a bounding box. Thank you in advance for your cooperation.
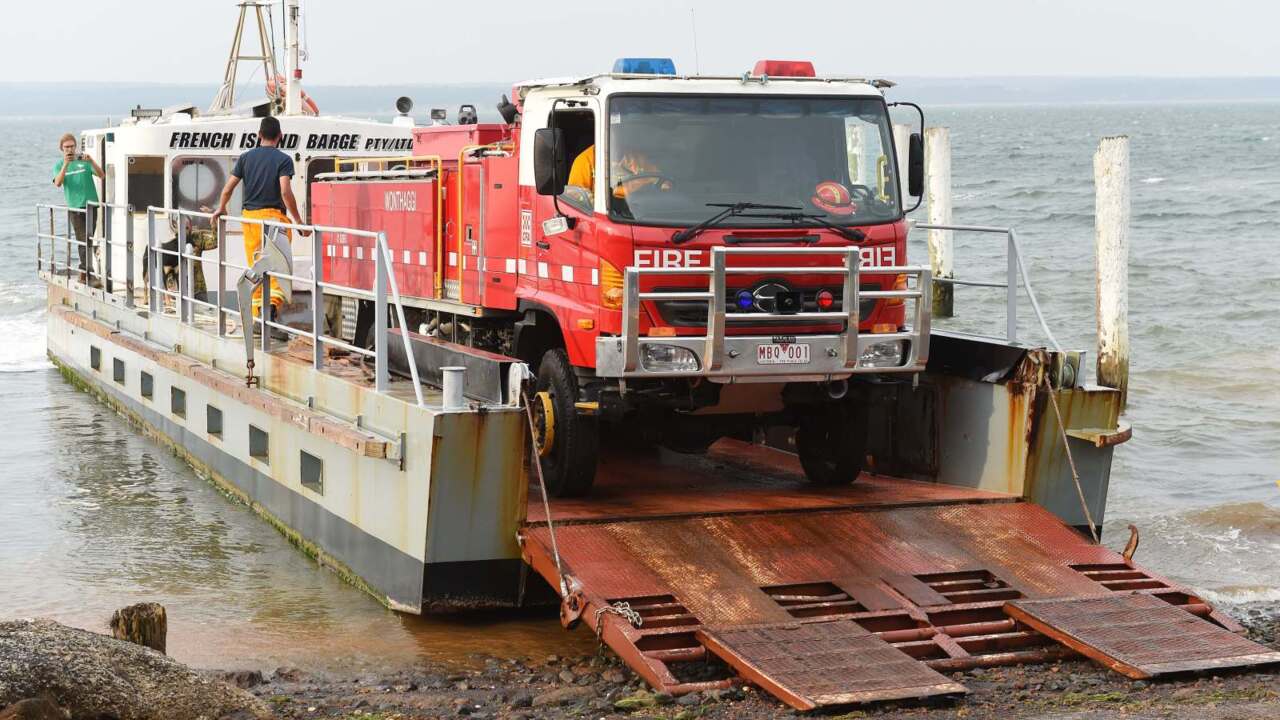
[51,133,104,285]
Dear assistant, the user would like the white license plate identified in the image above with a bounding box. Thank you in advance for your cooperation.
[756,343,811,365]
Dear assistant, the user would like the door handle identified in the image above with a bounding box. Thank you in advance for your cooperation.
[536,240,551,250]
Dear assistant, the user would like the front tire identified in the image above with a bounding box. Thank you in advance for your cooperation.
[534,349,599,497]
[796,404,868,485]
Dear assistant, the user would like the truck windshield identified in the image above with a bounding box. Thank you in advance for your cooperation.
[606,95,900,228]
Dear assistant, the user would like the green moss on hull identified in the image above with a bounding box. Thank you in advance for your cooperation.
[49,351,394,610]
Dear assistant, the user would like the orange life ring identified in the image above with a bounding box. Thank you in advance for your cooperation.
[266,74,319,115]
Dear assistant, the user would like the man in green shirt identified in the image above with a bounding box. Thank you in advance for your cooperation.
[52,132,104,283]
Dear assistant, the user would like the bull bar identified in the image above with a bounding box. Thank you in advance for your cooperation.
[595,246,931,382]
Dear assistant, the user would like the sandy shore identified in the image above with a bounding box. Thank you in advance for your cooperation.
[227,603,1280,720]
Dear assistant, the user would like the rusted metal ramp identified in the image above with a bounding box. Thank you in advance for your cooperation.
[520,443,1273,711]
[698,622,966,709]
[1006,595,1280,679]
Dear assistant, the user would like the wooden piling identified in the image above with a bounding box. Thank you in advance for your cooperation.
[110,602,167,654]
[892,123,912,205]
[925,127,954,317]
[1094,135,1130,410]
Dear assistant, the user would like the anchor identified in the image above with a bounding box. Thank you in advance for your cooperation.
[235,226,293,388]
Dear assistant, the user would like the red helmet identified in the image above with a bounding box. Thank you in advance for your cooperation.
[811,181,856,215]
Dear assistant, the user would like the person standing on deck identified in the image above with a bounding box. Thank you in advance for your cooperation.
[51,133,104,284]
[212,116,310,322]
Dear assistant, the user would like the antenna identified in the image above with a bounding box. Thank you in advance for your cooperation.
[689,6,701,75]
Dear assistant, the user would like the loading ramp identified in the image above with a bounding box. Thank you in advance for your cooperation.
[520,440,1279,711]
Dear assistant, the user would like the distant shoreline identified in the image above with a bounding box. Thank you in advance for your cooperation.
[2,77,1277,117]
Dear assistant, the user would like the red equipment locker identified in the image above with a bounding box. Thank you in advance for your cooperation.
[478,155,519,309]
[312,179,439,300]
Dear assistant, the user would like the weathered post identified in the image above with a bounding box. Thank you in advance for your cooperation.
[110,602,167,654]
[1094,136,1130,411]
[925,127,954,317]
[892,123,911,205]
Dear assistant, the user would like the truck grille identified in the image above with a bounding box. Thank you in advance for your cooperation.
[653,284,880,327]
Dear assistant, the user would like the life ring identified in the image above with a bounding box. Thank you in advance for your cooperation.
[173,157,226,210]
[266,74,319,115]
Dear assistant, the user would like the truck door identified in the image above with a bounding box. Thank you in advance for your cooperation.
[529,104,599,340]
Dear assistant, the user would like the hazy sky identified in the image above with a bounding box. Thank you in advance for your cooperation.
[3,0,1276,85]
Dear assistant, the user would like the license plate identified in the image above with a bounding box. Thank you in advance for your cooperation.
[756,342,810,365]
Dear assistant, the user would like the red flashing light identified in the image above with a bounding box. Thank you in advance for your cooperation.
[752,60,816,78]
[816,289,835,311]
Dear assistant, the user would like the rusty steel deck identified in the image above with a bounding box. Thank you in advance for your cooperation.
[520,441,1272,710]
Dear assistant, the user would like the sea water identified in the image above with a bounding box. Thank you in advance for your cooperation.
[0,102,1276,669]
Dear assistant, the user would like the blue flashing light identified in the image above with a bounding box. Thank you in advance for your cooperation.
[613,57,677,75]
[735,290,755,310]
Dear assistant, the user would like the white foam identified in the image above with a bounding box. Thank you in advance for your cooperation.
[0,310,49,373]
[1141,177,1166,184]
[1198,586,1280,606]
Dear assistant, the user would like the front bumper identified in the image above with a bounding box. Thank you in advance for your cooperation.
[596,246,932,383]
[595,332,928,383]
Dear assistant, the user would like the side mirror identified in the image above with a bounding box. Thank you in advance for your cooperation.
[907,132,924,198]
[533,127,568,196]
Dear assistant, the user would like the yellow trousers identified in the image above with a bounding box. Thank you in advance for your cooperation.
[243,207,290,315]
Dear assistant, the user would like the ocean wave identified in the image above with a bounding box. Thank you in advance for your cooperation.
[1140,177,1166,184]
[1185,502,1280,535]
[1198,586,1280,606]
[0,310,49,373]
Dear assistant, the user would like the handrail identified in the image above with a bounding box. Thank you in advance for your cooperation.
[913,223,1062,353]
[142,205,427,407]
[454,143,515,305]
[36,201,136,307]
[34,201,429,408]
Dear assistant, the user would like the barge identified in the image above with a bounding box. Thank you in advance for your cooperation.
[35,2,1280,710]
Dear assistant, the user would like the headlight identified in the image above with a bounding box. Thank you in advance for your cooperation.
[859,340,904,368]
[641,344,701,372]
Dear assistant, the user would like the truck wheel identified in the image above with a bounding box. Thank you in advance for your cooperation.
[796,405,867,485]
[534,349,599,497]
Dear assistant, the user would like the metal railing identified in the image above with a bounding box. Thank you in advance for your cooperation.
[35,201,137,307]
[35,202,427,407]
[597,246,931,379]
[914,223,1062,353]
[143,206,425,406]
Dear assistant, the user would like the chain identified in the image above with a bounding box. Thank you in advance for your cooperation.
[1042,373,1100,543]
[594,602,643,652]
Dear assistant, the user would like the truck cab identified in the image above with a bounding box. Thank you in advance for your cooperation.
[515,59,930,494]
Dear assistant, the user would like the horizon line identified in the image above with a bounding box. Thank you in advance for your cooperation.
[3,75,1280,87]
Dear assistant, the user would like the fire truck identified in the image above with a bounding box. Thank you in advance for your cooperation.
[312,58,932,496]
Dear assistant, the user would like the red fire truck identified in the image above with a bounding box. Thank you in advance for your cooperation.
[312,58,932,496]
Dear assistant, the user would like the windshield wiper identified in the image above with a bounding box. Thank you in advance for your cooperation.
[670,202,803,245]
[767,212,867,243]
[671,203,868,245]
